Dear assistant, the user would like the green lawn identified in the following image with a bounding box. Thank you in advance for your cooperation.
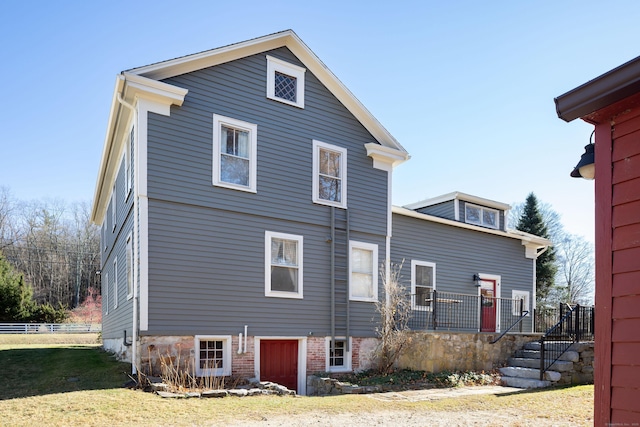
[0,335,594,426]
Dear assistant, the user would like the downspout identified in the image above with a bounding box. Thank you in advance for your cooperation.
[116,85,139,374]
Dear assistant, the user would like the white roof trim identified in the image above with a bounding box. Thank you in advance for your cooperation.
[91,74,188,224]
[127,30,406,154]
[392,205,551,249]
[404,191,511,211]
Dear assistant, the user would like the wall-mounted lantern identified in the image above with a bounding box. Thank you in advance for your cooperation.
[473,273,481,287]
[570,130,595,180]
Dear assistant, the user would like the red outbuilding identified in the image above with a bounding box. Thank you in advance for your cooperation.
[556,56,640,425]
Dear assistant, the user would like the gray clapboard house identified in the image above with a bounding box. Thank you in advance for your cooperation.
[91,30,549,395]
[394,192,550,334]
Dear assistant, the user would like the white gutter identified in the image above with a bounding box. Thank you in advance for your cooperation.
[392,205,551,249]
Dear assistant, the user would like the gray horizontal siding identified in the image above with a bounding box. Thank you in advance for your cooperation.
[416,201,455,220]
[101,148,135,340]
[147,47,388,237]
[391,213,534,329]
[145,199,383,337]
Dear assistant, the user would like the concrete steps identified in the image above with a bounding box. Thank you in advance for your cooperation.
[499,340,575,389]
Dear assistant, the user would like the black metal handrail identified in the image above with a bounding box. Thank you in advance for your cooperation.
[539,303,594,380]
[490,298,529,344]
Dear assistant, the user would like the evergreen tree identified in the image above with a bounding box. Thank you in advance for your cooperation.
[516,193,557,302]
[0,252,35,321]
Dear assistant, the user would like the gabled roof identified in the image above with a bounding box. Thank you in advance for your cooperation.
[127,29,407,154]
[404,191,511,212]
[91,30,409,224]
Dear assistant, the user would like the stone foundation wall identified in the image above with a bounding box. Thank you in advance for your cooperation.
[133,335,380,382]
[397,332,542,372]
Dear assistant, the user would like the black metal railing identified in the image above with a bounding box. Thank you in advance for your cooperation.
[534,304,595,340]
[538,304,595,380]
[408,291,531,334]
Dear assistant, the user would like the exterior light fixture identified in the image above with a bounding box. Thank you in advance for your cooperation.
[473,274,481,287]
[570,130,595,179]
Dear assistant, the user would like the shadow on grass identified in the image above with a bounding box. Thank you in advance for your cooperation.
[0,346,132,400]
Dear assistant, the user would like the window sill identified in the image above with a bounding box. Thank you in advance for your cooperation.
[265,291,304,299]
[313,199,347,209]
[213,182,257,193]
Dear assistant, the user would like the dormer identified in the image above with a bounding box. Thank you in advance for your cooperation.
[403,192,511,232]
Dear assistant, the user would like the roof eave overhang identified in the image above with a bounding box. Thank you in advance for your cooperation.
[129,30,407,154]
[404,191,511,211]
[392,206,551,257]
[555,55,640,122]
[90,75,188,225]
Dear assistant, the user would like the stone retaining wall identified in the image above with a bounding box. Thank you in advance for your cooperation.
[560,342,594,385]
[397,332,542,372]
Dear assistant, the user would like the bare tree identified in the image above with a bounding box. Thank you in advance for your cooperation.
[374,262,412,374]
[553,233,595,305]
[2,195,100,310]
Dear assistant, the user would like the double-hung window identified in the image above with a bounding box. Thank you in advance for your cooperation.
[266,55,306,108]
[194,335,232,377]
[125,126,134,198]
[104,272,109,316]
[113,258,118,309]
[349,241,378,302]
[464,203,499,229]
[111,184,116,231]
[512,290,530,316]
[213,114,257,192]
[265,231,303,298]
[312,140,347,208]
[411,260,436,310]
[126,233,133,300]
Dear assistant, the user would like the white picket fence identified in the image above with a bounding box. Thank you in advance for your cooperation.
[0,323,101,334]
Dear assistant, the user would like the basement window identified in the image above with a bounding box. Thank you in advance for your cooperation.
[195,335,232,377]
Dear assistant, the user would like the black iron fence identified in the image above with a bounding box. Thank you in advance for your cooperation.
[408,290,530,333]
[537,304,595,380]
[534,304,595,340]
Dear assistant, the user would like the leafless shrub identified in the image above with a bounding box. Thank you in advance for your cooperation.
[374,262,412,374]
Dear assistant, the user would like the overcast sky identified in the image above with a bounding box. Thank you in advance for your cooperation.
[3,1,640,242]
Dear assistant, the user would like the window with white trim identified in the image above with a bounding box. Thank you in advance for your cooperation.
[111,183,116,231]
[512,290,530,316]
[195,335,232,377]
[464,203,499,229]
[411,260,436,310]
[212,114,257,192]
[113,258,118,309]
[349,241,378,302]
[104,272,109,316]
[265,231,303,298]
[266,55,306,108]
[313,140,347,208]
[126,233,133,300]
[125,126,134,197]
[325,337,352,372]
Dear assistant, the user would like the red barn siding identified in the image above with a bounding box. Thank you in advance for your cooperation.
[602,109,640,423]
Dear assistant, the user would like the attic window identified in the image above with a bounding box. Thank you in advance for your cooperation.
[267,55,305,108]
[464,203,499,229]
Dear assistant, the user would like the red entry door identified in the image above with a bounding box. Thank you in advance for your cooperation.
[260,340,298,391]
[480,279,497,332]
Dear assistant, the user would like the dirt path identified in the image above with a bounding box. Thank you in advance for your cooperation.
[227,386,589,426]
